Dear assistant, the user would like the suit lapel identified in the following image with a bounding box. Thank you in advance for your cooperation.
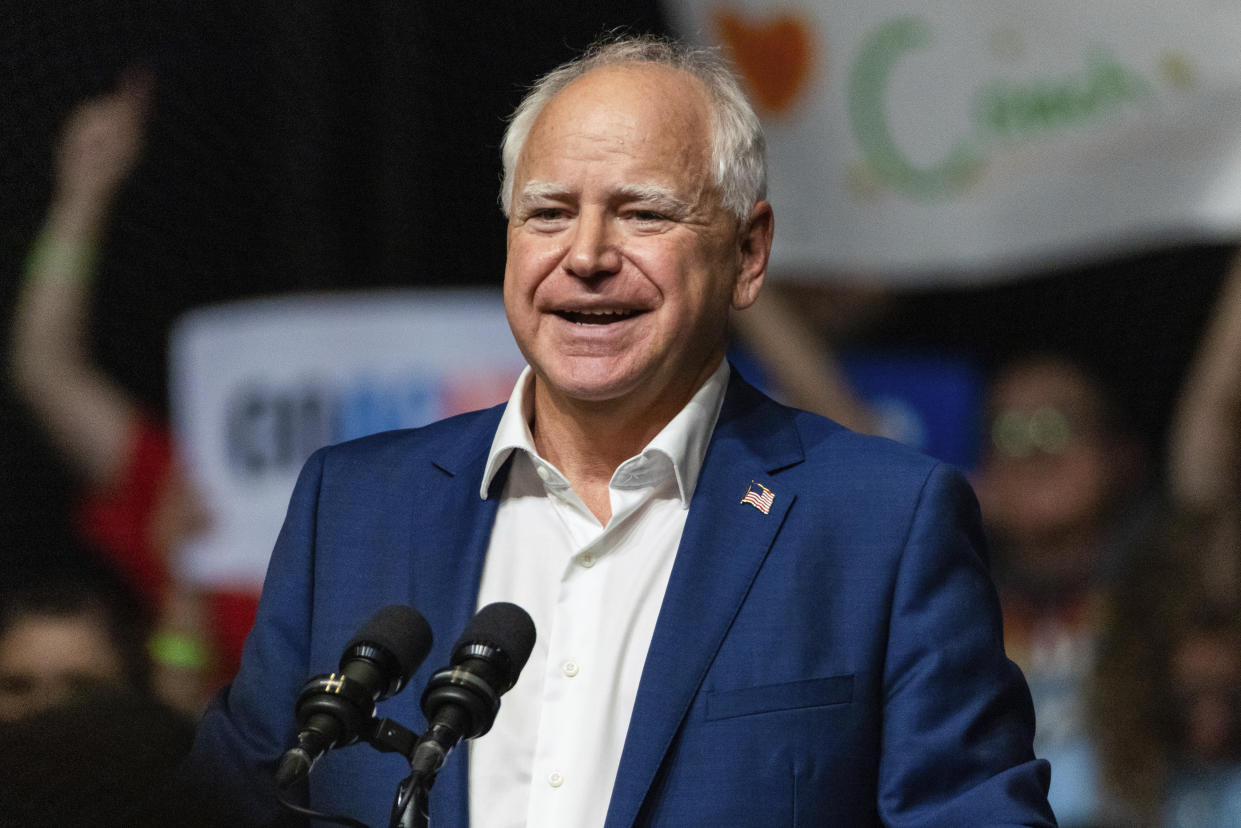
[604,375,805,828]
[415,407,507,638]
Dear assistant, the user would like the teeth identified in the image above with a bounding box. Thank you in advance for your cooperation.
[558,308,636,324]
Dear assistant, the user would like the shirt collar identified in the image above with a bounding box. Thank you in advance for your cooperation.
[480,360,730,506]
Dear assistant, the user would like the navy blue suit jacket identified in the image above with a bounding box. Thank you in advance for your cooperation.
[190,371,1055,826]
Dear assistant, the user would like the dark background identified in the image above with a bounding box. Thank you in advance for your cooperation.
[1,0,1232,555]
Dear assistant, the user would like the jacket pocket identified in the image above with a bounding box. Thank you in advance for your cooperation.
[704,674,854,721]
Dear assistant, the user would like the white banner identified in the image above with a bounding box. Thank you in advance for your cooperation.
[665,1,1241,282]
[168,290,525,589]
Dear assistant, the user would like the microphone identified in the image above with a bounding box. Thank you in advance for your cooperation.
[410,602,536,781]
[275,604,433,789]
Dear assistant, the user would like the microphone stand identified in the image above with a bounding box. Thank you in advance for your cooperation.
[367,717,433,828]
[275,715,422,827]
[274,707,448,827]
[389,770,433,828]
[389,711,465,828]
[346,716,432,828]
[358,716,445,828]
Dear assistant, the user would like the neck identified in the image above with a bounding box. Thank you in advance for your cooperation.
[527,363,721,523]
[530,392,668,525]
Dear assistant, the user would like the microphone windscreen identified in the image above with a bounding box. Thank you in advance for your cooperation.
[346,604,434,683]
[453,602,537,679]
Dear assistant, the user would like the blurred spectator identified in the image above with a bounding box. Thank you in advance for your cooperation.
[971,352,1153,826]
[0,561,261,822]
[8,71,253,714]
[1164,602,1241,826]
[0,559,150,722]
[1080,245,1241,826]
[0,684,257,826]
[1091,526,1241,826]
[974,353,1150,584]
[1166,247,1241,599]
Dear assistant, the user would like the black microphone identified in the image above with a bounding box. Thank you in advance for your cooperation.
[275,605,433,789]
[409,602,536,781]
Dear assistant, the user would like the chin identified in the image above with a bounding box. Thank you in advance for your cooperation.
[555,378,642,405]
[539,363,648,405]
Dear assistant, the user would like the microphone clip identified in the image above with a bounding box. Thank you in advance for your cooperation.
[276,674,422,790]
[294,670,427,757]
[293,672,380,747]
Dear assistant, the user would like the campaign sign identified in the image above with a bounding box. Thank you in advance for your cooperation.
[169,290,525,589]
[667,1,1241,281]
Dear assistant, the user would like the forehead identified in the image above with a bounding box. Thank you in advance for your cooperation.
[990,360,1102,415]
[517,63,714,185]
[0,612,119,671]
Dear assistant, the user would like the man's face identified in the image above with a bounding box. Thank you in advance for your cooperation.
[975,359,1115,545]
[0,612,126,721]
[504,63,770,416]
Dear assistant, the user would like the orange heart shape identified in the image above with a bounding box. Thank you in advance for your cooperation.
[713,10,816,115]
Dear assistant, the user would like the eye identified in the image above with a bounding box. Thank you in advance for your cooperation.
[0,674,34,696]
[520,207,573,232]
[627,209,667,223]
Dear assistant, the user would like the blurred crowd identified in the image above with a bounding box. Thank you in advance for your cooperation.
[4,48,1241,828]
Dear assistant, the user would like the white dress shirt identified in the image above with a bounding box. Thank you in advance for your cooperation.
[468,360,730,828]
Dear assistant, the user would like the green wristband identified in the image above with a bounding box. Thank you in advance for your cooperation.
[25,235,99,282]
[148,630,212,671]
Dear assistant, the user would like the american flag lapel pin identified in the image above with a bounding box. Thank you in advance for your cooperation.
[740,481,775,514]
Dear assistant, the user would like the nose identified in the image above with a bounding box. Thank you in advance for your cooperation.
[564,211,621,279]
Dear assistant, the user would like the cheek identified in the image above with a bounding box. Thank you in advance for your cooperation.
[1050,451,1113,508]
[629,240,725,304]
[504,256,553,327]
[502,270,535,346]
[506,235,565,289]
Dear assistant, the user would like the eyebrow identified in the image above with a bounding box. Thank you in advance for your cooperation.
[514,180,568,210]
[617,184,692,217]
[514,180,692,218]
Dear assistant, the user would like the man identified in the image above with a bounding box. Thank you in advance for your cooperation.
[0,560,151,722]
[191,36,1054,826]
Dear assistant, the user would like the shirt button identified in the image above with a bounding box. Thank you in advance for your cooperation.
[563,660,580,677]
[548,771,564,788]
[536,466,551,482]
[580,552,595,568]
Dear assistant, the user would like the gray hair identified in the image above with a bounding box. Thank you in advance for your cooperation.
[499,34,767,222]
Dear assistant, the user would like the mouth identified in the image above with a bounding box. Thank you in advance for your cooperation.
[553,308,643,325]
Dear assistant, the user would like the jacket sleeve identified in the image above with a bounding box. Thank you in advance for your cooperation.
[878,462,1057,827]
[183,447,328,825]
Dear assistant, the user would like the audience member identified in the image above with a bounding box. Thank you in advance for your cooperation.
[1166,247,1241,599]
[8,71,258,713]
[0,684,257,826]
[0,559,151,722]
[971,351,1152,825]
[1080,245,1241,826]
[0,560,263,822]
[1090,522,1241,826]
[1163,601,1241,826]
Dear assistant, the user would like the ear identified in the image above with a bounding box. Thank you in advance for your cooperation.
[731,201,774,310]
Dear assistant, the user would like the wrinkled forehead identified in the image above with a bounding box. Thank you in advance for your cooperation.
[518,62,715,175]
